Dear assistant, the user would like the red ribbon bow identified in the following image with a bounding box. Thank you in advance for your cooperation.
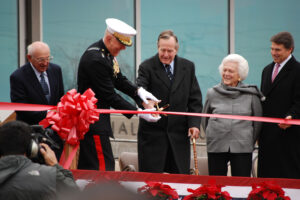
[39,88,100,168]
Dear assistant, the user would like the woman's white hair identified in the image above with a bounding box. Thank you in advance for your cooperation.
[218,54,249,81]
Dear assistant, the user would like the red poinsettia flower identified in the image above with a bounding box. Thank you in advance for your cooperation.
[247,181,291,200]
[138,181,179,200]
[183,179,232,200]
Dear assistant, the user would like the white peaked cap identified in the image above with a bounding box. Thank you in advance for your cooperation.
[106,18,137,46]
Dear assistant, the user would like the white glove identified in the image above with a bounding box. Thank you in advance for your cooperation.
[137,87,159,104]
[138,108,161,122]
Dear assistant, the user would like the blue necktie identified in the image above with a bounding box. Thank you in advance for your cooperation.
[40,72,50,102]
[165,64,174,81]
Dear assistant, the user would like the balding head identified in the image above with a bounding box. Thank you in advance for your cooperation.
[27,41,51,72]
[27,41,50,56]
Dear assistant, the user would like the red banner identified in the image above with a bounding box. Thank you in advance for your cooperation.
[72,170,300,199]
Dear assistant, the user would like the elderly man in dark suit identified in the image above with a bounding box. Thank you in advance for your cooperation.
[258,32,300,179]
[10,41,65,157]
[137,30,203,174]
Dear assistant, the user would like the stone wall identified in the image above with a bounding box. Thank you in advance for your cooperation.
[110,114,208,159]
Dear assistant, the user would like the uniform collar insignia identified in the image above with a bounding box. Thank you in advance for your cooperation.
[100,48,105,58]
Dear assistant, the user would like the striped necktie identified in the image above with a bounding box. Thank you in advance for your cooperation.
[272,63,280,82]
[165,64,174,81]
[40,72,50,102]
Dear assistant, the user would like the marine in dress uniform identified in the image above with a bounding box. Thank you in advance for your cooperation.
[77,18,160,171]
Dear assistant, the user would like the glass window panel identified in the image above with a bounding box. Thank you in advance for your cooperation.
[141,0,228,98]
[43,0,135,102]
[235,0,300,87]
[0,0,18,102]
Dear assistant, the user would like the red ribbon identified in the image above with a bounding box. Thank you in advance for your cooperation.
[98,109,300,125]
[1,102,300,125]
[2,98,300,169]
[0,102,54,111]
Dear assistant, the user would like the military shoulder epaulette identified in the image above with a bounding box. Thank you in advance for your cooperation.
[87,47,100,51]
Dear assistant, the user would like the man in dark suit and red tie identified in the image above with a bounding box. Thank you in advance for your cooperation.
[258,32,300,179]
[10,41,65,158]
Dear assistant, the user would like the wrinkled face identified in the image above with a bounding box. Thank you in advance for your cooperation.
[271,42,292,64]
[222,61,240,87]
[27,46,51,73]
[158,37,178,65]
[107,35,126,57]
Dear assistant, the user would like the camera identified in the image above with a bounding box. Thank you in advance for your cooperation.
[28,125,60,164]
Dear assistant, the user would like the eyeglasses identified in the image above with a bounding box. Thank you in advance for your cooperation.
[33,56,53,63]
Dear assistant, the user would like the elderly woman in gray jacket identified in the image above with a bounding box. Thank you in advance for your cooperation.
[202,54,264,177]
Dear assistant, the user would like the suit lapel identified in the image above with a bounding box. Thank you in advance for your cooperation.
[262,64,274,95]
[265,56,295,96]
[171,56,186,92]
[273,56,295,84]
[153,55,172,89]
[24,64,49,104]
[153,55,186,90]
[47,65,54,104]
[271,63,291,85]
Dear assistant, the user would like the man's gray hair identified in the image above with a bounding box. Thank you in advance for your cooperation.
[27,41,50,55]
[219,54,249,81]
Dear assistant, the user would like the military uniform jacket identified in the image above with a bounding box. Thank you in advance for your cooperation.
[77,39,139,137]
[136,54,203,174]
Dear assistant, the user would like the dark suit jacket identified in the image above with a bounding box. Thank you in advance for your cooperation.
[77,39,140,137]
[137,54,203,174]
[258,56,300,179]
[10,62,64,125]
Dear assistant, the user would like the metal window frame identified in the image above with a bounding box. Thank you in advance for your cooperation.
[18,0,234,74]
[228,0,235,54]
[18,0,42,67]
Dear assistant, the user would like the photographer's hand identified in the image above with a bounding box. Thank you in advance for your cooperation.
[40,143,58,166]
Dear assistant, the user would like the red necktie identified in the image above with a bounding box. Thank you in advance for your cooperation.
[272,63,280,82]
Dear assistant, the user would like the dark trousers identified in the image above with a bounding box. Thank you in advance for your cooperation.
[78,132,115,171]
[208,152,252,177]
[163,140,180,174]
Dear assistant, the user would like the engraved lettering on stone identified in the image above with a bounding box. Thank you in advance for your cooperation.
[131,122,136,136]
[118,122,128,135]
